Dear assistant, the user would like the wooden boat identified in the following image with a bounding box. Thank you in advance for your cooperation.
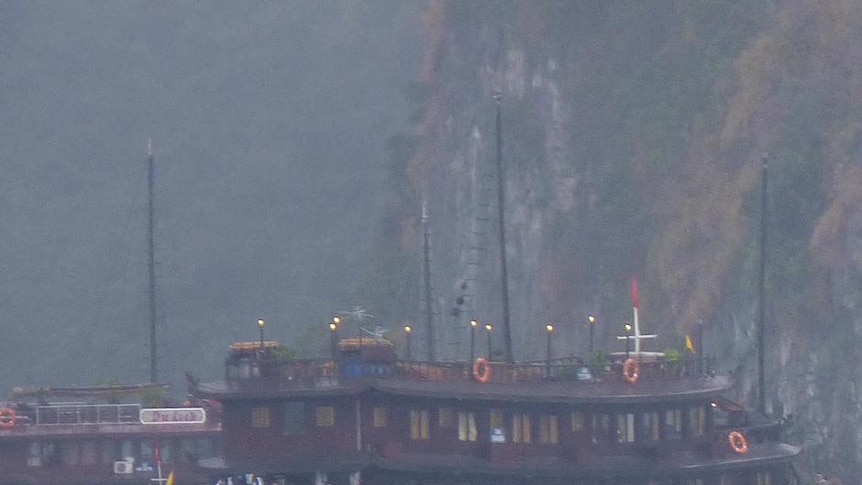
[190,338,802,485]
[0,383,221,485]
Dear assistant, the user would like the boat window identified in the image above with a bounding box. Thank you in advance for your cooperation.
[101,440,117,464]
[316,406,335,427]
[439,407,454,428]
[373,407,387,427]
[539,415,559,444]
[489,409,505,443]
[513,414,532,443]
[638,411,660,441]
[283,402,306,434]
[179,439,195,463]
[756,471,772,485]
[688,406,706,437]
[141,439,155,466]
[571,411,585,432]
[664,409,682,439]
[28,442,42,468]
[81,440,98,465]
[160,440,175,464]
[458,411,477,441]
[616,413,635,443]
[60,441,79,466]
[410,410,430,440]
[592,414,612,443]
[253,406,271,428]
[197,438,214,459]
[120,440,133,461]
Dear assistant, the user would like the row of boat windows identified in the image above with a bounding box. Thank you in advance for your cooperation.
[251,403,710,444]
[25,438,218,467]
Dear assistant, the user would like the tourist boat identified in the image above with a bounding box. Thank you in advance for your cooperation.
[187,97,802,485]
[0,383,221,485]
[189,332,802,485]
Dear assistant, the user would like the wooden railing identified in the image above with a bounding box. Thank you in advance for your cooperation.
[224,353,712,386]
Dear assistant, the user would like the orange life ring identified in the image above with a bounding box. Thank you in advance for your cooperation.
[728,430,749,454]
[473,358,492,383]
[622,358,640,383]
[0,408,17,428]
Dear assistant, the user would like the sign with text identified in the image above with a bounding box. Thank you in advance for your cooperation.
[140,407,206,424]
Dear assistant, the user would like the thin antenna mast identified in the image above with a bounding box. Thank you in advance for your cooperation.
[493,93,513,363]
[757,155,768,415]
[422,203,435,361]
[147,139,158,384]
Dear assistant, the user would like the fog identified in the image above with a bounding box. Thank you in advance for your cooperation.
[0,2,423,393]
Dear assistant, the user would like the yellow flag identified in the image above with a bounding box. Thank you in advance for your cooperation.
[685,334,696,354]
[166,471,175,485]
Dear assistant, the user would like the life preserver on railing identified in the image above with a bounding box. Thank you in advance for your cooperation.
[622,358,640,383]
[728,430,749,454]
[473,358,492,383]
[0,408,16,428]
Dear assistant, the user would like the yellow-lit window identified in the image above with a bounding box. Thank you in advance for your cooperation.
[410,410,429,440]
[513,414,532,443]
[539,415,559,444]
[571,411,585,432]
[252,407,270,428]
[373,407,387,427]
[439,407,453,428]
[458,411,477,441]
[316,406,335,427]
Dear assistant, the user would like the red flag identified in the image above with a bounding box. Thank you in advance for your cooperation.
[631,276,639,308]
[154,442,161,465]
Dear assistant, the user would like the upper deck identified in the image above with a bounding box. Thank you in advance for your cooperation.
[0,402,221,440]
[194,343,730,406]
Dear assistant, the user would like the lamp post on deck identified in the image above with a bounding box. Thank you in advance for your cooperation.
[545,323,554,378]
[329,317,340,359]
[485,323,493,359]
[404,325,413,361]
[257,318,265,349]
[588,315,596,356]
[470,319,478,363]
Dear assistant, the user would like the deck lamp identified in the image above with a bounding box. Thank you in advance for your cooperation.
[588,315,596,355]
[329,317,340,359]
[470,319,478,363]
[545,323,554,378]
[257,318,265,349]
[404,325,412,361]
[485,323,493,359]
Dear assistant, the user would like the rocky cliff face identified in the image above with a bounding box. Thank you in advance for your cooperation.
[399,0,862,479]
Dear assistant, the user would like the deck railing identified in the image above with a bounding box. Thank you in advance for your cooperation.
[225,353,713,385]
[12,403,143,426]
[6,403,222,428]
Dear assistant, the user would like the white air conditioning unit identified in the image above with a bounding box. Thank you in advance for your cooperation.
[113,460,134,475]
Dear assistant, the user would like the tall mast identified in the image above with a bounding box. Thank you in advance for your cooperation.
[757,155,768,415]
[422,203,435,361]
[147,139,158,384]
[493,92,513,363]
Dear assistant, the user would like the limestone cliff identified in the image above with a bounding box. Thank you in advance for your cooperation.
[386,0,862,480]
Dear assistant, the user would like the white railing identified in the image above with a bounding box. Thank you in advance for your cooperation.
[31,403,141,426]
